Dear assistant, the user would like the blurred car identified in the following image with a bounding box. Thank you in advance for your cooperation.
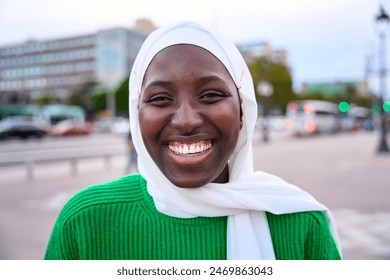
[256,116,286,131]
[110,117,129,136]
[49,119,92,137]
[0,116,48,140]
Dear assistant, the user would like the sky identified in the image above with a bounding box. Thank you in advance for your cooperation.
[0,0,389,95]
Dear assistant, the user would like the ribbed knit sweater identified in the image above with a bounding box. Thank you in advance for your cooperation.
[44,174,341,260]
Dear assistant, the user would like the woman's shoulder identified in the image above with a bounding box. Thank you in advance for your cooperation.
[266,211,329,229]
[266,211,340,260]
[57,174,146,223]
[76,173,145,199]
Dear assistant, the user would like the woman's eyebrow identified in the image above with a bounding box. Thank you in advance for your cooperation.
[142,75,228,91]
[194,75,231,89]
[143,80,173,91]
[196,75,226,84]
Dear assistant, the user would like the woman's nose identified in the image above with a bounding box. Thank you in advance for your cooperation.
[171,100,203,133]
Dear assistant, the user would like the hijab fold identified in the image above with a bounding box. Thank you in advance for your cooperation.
[129,21,341,259]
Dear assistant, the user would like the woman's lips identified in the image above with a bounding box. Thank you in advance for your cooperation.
[167,140,213,156]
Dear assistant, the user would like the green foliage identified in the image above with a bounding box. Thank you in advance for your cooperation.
[114,76,130,116]
[344,84,356,102]
[249,59,296,114]
[68,80,98,119]
[33,94,53,105]
[303,83,373,110]
[91,90,107,113]
[83,77,129,118]
[353,95,373,108]
[299,91,327,101]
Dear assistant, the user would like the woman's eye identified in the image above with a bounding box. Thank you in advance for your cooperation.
[145,94,173,106]
[199,91,228,103]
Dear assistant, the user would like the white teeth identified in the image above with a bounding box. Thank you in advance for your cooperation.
[168,142,212,155]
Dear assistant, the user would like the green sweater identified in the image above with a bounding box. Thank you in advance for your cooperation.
[44,174,341,260]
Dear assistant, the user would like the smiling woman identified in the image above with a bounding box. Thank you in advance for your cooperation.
[44,21,342,260]
[139,44,241,188]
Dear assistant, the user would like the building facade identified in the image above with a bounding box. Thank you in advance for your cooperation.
[0,25,150,104]
[237,41,290,69]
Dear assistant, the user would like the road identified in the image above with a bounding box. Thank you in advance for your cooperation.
[0,134,126,166]
[0,130,389,260]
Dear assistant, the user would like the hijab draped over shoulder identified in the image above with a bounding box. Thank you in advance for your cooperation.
[129,21,341,259]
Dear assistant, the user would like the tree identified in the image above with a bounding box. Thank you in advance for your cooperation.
[91,90,107,113]
[33,93,60,106]
[249,59,296,114]
[33,94,52,106]
[114,76,130,117]
[68,80,98,119]
[344,84,356,103]
[300,91,327,101]
[353,95,373,108]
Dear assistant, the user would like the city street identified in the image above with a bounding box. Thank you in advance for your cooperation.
[0,130,389,260]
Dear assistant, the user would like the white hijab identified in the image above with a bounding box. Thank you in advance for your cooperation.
[129,21,341,259]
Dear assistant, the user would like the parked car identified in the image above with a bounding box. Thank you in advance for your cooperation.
[110,117,130,136]
[0,116,48,140]
[49,119,92,137]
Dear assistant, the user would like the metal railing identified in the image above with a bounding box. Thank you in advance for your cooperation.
[0,152,125,181]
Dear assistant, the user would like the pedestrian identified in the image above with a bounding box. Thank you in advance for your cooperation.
[125,129,138,174]
[44,21,342,260]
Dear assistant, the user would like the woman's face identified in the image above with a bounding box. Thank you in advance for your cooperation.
[139,44,241,188]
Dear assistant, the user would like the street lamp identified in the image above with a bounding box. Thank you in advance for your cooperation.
[375,5,390,153]
[256,80,273,142]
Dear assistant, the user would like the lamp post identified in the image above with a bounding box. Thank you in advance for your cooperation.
[256,80,273,142]
[375,5,390,153]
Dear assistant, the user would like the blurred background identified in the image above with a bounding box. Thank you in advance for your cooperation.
[0,0,389,260]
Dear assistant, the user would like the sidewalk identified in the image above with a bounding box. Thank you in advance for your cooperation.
[0,155,128,260]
